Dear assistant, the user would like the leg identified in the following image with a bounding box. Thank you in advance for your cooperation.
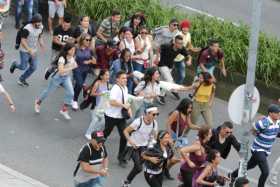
[127,77,134,94]
[159,66,174,83]
[85,111,105,139]
[126,149,144,183]
[38,75,61,102]
[15,0,23,28]
[144,173,163,187]
[73,70,87,102]
[133,62,144,73]
[61,76,74,106]
[174,61,186,85]
[269,156,280,184]
[116,119,127,159]
[32,0,39,15]
[56,2,65,25]
[15,51,30,70]
[103,115,115,139]
[191,101,201,125]
[180,168,193,187]
[19,53,38,81]
[255,152,269,187]
[200,103,213,127]
[48,1,55,31]
[26,0,33,22]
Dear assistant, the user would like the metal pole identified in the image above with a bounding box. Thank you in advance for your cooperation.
[238,0,263,177]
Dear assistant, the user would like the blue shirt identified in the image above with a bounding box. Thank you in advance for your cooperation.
[109,58,133,84]
[251,116,280,155]
[75,47,94,71]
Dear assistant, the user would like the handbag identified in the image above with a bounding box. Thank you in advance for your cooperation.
[118,84,130,120]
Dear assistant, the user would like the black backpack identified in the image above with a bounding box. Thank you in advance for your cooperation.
[15,22,29,50]
[44,56,68,80]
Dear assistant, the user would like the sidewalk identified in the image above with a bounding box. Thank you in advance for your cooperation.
[0,164,49,187]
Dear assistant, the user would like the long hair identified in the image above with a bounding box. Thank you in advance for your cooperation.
[57,42,76,60]
[78,33,91,48]
[198,125,211,145]
[142,67,159,89]
[175,98,192,115]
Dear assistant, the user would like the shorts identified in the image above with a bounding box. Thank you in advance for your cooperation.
[48,1,64,18]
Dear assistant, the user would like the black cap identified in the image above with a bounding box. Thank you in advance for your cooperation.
[169,18,178,25]
[268,104,280,113]
[31,14,42,23]
[91,131,106,143]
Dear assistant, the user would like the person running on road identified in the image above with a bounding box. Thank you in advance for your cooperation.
[142,130,173,187]
[72,33,96,110]
[34,43,77,120]
[73,131,109,187]
[229,104,280,187]
[0,83,16,112]
[10,14,44,87]
[104,70,132,167]
[122,105,159,187]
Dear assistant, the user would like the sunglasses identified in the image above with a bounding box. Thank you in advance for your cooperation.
[172,23,179,27]
[140,32,148,34]
[225,131,233,134]
[152,113,160,117]
[85,38,92,42]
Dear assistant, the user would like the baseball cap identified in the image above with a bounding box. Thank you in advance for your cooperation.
[268,104,280,113]
[91,131,106,143]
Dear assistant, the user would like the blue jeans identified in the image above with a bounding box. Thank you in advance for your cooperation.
[73,68,88,101]
[127,77,134,94]
[174,61,186,85]
[33,0,39,15]
[133,62,144,73]
[85,111,105,139]
[15,0,33,28]
[38,74,74,105]
[74,176,105,187]
[15,51,38,81]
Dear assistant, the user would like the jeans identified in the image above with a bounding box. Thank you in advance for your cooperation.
[73,68,88,101]
[127,147,146,183]
[174,61,186,85]
[191,100,213,127]
[74,176,105,187]
[232,151,269,187]
[33,0,39,15]
[38,74,74,105]
[127,77,134,94]
[85,111,105,139]
[15,51,38,81]
[104,115,127,160]
[144,172,163,187]
[133,62,144,73]
[15,0,33,28]
[158,66,174,83]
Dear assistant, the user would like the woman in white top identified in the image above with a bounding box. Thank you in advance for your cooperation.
[0,83,16,112]
[134,26,153,73]
[35,43,77,120]
[119,28,136,56]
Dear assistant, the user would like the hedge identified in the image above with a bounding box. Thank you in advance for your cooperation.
[67,0,280,86]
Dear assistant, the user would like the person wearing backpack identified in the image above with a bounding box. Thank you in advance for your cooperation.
[34,43,77,120]
[10,13,44,87]
[196,39,226,81]
[122,105,159,187]
[73,131,109,187]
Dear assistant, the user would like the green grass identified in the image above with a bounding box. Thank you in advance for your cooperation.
[67,0,280,86]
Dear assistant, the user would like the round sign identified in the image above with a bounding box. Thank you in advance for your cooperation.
[228,84,260,125]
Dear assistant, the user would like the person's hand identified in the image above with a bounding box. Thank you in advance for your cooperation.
[221,68,227,77]
[149,157,160,164]
[99,169,108,176]
[123,103,130,110]
[185,59,192,66]
[129,140,137,149]
[10,104,16,112]
[29,49,35,57]
[187,161,196,168]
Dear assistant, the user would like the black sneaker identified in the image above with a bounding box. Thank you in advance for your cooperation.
[17,79,29,87]
[10,61,17,74]
[171,92,180,100]
[118,159,127,168]
[228,172,236,187]
[122,180,130,187]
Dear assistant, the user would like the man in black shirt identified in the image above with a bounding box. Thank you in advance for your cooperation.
[158,35,192,100]
[73,131,109,187]
[51,15,74,61]
[207,121,240,159]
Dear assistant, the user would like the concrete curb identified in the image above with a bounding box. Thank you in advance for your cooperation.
[0,163,49,187]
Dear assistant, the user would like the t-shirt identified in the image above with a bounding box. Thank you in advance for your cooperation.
[154,26,178,47]
[174,32,191,62]
[158,43,189,68]
[75,47,94,71]
[198,48,224,69]
[52,25,74,51]
[134,81,160,103]
[74,143,108,183]
[73,23,96,39]
[128,117,158,147]
[57,56,76,76]
[0,83,5,93]
[105,84,128,119]
[20,23,43,52]
[96,17,119,44]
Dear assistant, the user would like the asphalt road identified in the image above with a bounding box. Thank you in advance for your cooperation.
[0,16,279,187]
[161,0,280,38]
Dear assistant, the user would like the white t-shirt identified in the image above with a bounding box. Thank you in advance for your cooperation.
[128,117,158,147]
[0,83,5,93]
[134,81,160,103]
[58,56,76,76]
[105,84,128,119]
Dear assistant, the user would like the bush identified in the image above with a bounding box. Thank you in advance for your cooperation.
[68,0,280,86]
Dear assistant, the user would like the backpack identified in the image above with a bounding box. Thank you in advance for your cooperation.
[15,22,29,50]
[44,56,68,80]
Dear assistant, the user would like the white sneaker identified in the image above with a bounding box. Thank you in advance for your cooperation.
[60,110,71,120]
[270,174,278,185]
[34,100,40,113]
[85,134,91,140]
[72,101,79,110]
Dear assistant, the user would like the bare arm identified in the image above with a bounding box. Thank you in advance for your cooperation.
[80,161,103,175]
[196,165,215,186]
[96,27,108,43]
[166,111,177,133]
[187,114,200,130]
[123,126,137,148]
[1,90,15,112]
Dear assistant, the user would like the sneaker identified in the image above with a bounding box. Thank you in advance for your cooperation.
[171,92,180,100]
[118,159,127,168]
[10,61,17,74]
[85,134,91,140]
[72,101,79,110]
[228,172,236,187]
[60,110,71,120]
[122,180,130,187]
[34,100,40,114]
[157,96,166,105]
[270,173,278,185]
[17,79,29,87]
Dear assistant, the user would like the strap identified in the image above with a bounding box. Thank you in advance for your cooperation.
[117,84,125,104]
[193,83,202,98]
[73,143,92,177]
[176,111,180,139]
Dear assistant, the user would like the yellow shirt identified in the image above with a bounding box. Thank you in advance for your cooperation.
[195,84,214,103]
[174,31,191,62]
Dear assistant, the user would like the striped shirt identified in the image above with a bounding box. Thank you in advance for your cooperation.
[251,116,280,155]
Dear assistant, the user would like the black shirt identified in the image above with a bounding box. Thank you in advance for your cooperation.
[158,43,189,68]
[52,25,74,51]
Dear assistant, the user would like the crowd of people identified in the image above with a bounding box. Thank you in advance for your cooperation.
[0,1,280,187]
